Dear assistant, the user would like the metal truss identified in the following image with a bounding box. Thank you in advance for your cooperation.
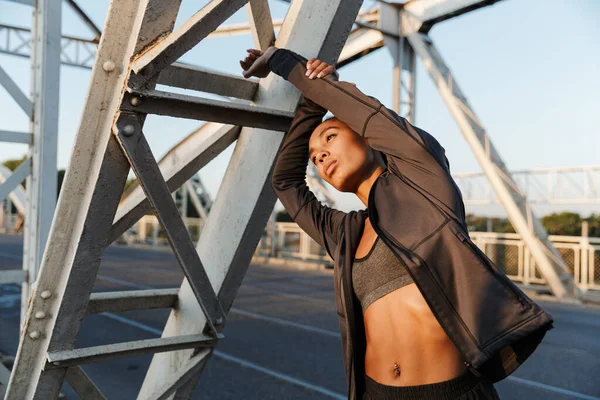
[5,0,363,398]
[0,0,62,329]
[306,165,336,208]
[180,174,213,220]
[454,165,600,206]
[0,165,26,235]
[0,7,380,70]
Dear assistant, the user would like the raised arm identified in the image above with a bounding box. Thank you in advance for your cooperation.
[240,47,347,258]
[267,48,450,172]
[268,93,346,259]
[265,47,467,227]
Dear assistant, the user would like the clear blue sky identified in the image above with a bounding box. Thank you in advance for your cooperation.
[1,0,598,217]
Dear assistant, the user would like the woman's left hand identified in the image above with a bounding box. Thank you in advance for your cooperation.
[306,58,339,81]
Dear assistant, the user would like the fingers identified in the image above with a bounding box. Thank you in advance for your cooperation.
[240,50,259,71]
[247,48,263,56]
[319,65,336,78]
[306,58,337,79]
[308,63,328,79]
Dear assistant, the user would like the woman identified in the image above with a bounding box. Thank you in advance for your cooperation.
[240,46,553,400]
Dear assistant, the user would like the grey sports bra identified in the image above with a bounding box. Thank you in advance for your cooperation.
[352,236,414,312]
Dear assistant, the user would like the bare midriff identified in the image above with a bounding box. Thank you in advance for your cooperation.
[357,218,468,386]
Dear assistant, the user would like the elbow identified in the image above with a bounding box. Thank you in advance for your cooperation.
[270,169,284,197]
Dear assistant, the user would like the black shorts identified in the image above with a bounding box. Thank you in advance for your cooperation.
[363,369,501,400]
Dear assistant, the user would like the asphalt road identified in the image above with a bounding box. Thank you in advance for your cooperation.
[1,233,599,399]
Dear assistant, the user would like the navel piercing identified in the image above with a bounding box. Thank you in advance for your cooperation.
[393,362,401,377]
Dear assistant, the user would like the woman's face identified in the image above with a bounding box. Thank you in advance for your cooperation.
[308,119,373,192]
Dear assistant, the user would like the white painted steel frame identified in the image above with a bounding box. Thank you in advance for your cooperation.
[137,1,364,398]
[0,0,62,332]
[379,2,417,122]
[402,0,503,32]
[22,0,62,328]
[6,0,154,396]
[453,166,600,205]
[114,114,226,334]
[0,65,33,117]
[0,7,381,70]
[6,0,362,397]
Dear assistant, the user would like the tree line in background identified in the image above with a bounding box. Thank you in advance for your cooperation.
[3,157,599,237]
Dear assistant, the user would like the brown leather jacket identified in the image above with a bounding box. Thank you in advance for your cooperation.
[268,48,554,400]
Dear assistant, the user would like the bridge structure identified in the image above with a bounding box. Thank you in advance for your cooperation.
[0,0,591,398]
[0,165,26,235]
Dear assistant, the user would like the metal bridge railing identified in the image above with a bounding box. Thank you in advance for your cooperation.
[254,222,600,292]
[467,232,600,292]
[254,222,331,264]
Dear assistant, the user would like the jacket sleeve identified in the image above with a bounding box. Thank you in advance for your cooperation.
[268,48,468,225]
[267,82,346,259]
[267,48,450,173]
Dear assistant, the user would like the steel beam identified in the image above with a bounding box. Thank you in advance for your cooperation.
[64,0,102,40]
[245,0,276,50]
[0,65,33,118]
[380,3,417,121]
[6,0,176,396]
[109,122,240,244]
[0,158,31,204]
[130,0,250,88]
[337,27,384,67]
[114,115,226,334]
[137,1,364,397]
[306,166,336,207]
[0,7,379,70]
[121,89,293,130]
[402,0,503,32]
[157,63,259,100]
[21,0,62,330]
[86,289,179,314]
[0,165,26,216]
[453,165,600,206]
[0,24,98,69]
[185,181,209,220]
[404,28,580,301]
[0,269,27,284]
[64,366,106,400]
[144,349,211,400]
[46,334,221,368]
[0,130,31,144]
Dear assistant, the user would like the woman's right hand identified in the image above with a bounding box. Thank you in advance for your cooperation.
[240,46,278,79]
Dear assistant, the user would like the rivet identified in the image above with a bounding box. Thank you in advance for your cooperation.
[121,124,136,137]
[102,60,116,72]
[40,290,52,299]
[35,311,46,319]
[29,331,40,340]
[130,96,142,106]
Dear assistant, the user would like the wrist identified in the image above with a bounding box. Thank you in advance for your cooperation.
[265,46,279,61]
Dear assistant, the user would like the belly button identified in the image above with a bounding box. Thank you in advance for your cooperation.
[393,362,401,377]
